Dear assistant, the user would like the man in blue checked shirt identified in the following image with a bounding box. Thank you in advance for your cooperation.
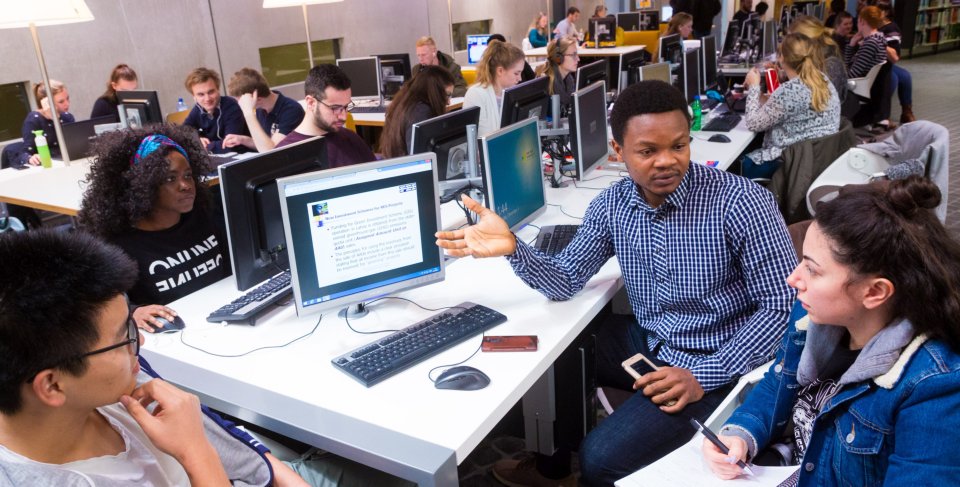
[436,80,797,487]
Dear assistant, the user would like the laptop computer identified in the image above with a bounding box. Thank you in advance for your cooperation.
[61,115,116,159]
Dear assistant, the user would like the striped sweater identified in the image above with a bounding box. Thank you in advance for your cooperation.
[844,31,887,78]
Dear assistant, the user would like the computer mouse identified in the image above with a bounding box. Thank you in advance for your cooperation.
[434,366,490,391]
[708,134,731,143]
[154,315,185,333]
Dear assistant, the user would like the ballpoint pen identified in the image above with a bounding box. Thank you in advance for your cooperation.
[690,417,756,476]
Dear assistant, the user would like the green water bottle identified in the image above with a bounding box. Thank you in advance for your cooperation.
[33,130,52,168]
[691,96,703,132]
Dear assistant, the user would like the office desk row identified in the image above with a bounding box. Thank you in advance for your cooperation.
[350,97,465,128]
[140,180,624,486]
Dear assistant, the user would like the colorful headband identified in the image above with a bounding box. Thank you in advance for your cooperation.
[130,134,189,167]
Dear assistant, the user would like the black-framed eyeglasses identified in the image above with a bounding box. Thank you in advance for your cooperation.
[24,306,139,383]
[317,99,356,114]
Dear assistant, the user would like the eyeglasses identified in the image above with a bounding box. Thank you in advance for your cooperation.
[24,306,139,383]
[563,52,580,58]
[317,99,355,114]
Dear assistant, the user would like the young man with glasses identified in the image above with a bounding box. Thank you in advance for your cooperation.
[275,64,376,168]
[0,230,412,486]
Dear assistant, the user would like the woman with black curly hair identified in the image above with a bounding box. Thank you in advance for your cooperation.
[78,124,230,332]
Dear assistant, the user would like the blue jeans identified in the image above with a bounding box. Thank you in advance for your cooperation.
[890,64,913,106]
[578,316,734,486]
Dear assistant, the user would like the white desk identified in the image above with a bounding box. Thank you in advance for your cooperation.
[524,45,647,59]
[141,183,622,486]
[691,116,755,172]
[0,159,90,216]
[351,97,465,128]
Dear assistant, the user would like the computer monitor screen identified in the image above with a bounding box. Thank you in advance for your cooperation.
[762,20,778,58]
[589,17,617,44]
[500,76,550,127]
[659,33,683,65]
[683,48,701,103]
[377,53,411,80]
[409,106,481,197]
[336,57,381,101]
[62,115,115,159]
[619,48,648,91]
[218,137,328,291]
[278,153,445,318]
[467,34,490,64]
[701,35,718,91]
[661,5,673,21]
[576,59,607,91]
[637,62,671,83]
[479,117,546,231]
[640,10,661,30]
[116,91,163,128]
[569,81,609,180]
[617,12,640,31]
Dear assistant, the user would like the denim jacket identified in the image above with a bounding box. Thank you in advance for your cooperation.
[721,303,960,486]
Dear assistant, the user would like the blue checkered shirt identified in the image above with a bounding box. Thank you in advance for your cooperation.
[508,163,797,391]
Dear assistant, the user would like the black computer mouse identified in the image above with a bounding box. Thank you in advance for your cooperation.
[154,315,186,333]
[708,134,731,143]
[434,366,490,391]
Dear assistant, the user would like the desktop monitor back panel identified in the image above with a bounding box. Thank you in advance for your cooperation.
[336,57,382,102]
[569,81,609,180]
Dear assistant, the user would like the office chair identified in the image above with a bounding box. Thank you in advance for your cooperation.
[805,147,890,217]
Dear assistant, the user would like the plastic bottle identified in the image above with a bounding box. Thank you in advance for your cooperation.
[33,130,52,168]
[691,96,703,131]
[176,97,188,112]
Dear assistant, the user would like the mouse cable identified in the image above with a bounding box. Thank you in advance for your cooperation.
[427,336,485,384]
[547,203,584,220]
[176,314,324,358]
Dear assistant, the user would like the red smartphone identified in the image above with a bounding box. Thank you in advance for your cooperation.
[481,335,538,352]
[764,68,781,93]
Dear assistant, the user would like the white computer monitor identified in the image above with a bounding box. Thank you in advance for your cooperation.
[637,62,671,84]
[479,117,546,231]
[467,34,490,65]
[336,56,382,103]
[277,153,445,318]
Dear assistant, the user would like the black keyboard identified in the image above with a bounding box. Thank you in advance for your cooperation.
[701,97,720,110]
[207,272,292,325]
[535,224,580,256]
[702,112,743,132]
[332,302,507,387]
[350,105,387,113]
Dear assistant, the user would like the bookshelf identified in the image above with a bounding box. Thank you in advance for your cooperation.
[898,0,960,57]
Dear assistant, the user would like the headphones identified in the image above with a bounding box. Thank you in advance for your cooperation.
[550,43,564,64]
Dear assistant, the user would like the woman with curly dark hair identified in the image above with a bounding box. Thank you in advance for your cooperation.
[78,124,230,332]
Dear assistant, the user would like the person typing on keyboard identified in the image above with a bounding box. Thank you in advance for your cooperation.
[436,80,797,487]
[78,125,231,333]
[740,33,840,179]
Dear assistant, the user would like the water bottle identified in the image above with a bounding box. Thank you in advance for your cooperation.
[176,97,187,112]
[33,130,52,168]
[691,96,703,131]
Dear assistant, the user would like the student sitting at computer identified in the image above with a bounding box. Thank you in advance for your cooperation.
[789,16,848,101]
[535,36,578,113]
[438,80,797,487]
[664,12,694,39]
[489,34,536,82]
[224,67,305,153]
[528,12,549,48]
[0,229,415,487]
[90,64,138,121]
[702,177,960,485]
[182,67,249,154]
[18,80,76,166]
[844,6,887,78]
[275,64,376,167]
[462,40,526,137]
[412,36,468,97]
[378,66,455,159]
[742,33,840,179]
[77,125,230,332]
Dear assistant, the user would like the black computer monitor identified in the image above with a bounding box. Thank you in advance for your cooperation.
[218,137,328,291]
[619,48,648,92]
[569,81,609,180]
[658,33,683,65]
[617,12,640,31]
[683,48,702,104]
[479,117,546,231]
[721,22,741,57]
[701,35,718,91]
[61,115,115,159]
[377,53,412,80]
[277,153,444,318]
[500,76,550,127]
[742,13,762,40]
[589,17,617,44]
[576,59,607,91]
[336,56,382,102]
[410,106,481,197]
[639,10,661,30]
[762,20,778,58]
[116,91,163,128]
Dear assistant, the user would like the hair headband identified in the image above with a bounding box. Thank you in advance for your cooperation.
[130,134,189,167]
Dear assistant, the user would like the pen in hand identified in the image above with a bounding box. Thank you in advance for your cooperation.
[690,417,756,476]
